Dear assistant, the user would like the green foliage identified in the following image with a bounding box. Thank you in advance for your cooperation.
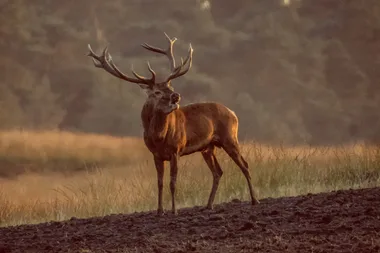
[0,84,24,129]
[0,0,379,144]
[0,57,65,129]
[79,76,144,136]
[16,74,66,129]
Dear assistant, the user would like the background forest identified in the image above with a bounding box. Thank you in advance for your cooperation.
[1,0,380,145]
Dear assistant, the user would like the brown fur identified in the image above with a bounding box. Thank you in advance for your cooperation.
[143,102,236,159]
[87,34,260,215]
[142,92,260,215]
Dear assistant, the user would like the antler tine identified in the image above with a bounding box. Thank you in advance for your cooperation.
[141,43,166,54]
[141,33,177,71]
[130,62,156,83]
[87,44,99,59]
[146,62,156,83]
[87,44,155,86]
[87,44,114,71]
[161,43,193,84]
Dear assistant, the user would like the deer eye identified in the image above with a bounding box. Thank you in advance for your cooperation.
[154,91,161,96]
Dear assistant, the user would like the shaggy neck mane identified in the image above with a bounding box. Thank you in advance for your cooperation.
[141,101,171,141]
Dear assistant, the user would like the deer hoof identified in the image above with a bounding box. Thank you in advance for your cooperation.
[252,199,260,205]
[157,209,165,216]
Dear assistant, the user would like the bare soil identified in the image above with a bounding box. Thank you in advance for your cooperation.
[1,187,380,253]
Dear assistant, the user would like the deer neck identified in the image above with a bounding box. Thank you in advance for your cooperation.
[141,102,172,143]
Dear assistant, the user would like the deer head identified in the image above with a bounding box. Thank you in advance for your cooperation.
[87,33,193,115]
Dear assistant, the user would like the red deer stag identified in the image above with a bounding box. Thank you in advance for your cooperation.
[87,33,260,215]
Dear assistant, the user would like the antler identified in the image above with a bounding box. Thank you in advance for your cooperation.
[163,44,193,84]
[141,33,193,85]
[141,33,177,72]
[87,44,156,87]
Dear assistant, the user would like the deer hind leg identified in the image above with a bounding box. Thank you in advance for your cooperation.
[202,145,223,209]
[222,139,260,205]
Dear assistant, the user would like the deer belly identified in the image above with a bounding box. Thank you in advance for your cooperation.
[180,118,215,155]
[181,138,212,156]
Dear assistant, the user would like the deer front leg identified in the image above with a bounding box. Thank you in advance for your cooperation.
[170,153,179,215]
[154,156,165,216]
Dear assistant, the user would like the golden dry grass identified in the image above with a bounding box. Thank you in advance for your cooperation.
[0,130,148,177]
[0,130,379,227]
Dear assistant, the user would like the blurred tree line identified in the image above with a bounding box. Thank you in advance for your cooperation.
[0,0,379,145]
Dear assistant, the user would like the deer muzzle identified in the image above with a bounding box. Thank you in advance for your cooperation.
[171,92,181,104]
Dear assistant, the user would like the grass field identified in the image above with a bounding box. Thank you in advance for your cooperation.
[0,130,379,227]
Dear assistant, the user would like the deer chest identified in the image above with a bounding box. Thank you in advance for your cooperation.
[143,133,179,161]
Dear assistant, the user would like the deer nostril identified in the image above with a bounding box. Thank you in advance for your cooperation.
[171,93,180,103]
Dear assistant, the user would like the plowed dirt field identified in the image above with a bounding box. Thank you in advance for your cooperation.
[1,187,380,253]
